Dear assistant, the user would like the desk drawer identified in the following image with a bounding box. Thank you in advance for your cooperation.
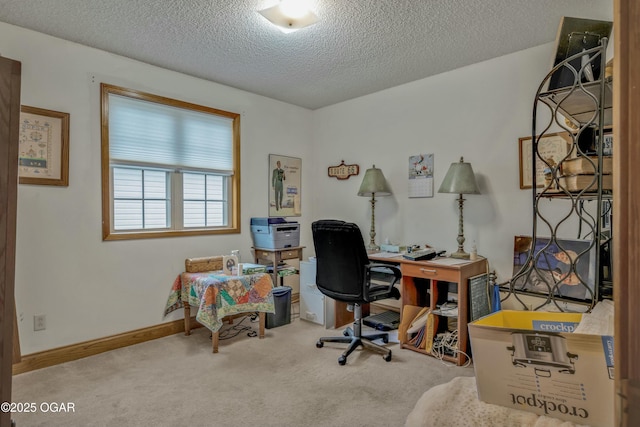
[402,263,458,282]
[255,249,301,260]
[280,249,301,260]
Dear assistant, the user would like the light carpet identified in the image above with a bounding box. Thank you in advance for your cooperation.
[11,316,474,427]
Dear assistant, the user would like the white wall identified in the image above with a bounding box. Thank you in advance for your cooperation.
[311,43,556,285]
[1,18,608,354]
[0,23,313,354]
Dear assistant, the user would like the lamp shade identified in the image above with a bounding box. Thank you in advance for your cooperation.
[358,165,392,196]
[438,157,480,195]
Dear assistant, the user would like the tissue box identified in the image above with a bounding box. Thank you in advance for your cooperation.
[380,243,406,253]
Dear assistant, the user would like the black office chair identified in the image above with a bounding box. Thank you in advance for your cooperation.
[311,219,402,365]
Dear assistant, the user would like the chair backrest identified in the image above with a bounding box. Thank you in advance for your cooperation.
[311,220,370,303]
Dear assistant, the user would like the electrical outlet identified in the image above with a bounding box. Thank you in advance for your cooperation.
[34,314,46,331]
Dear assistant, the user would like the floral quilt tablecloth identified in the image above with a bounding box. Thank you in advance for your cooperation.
[164,271,275,332]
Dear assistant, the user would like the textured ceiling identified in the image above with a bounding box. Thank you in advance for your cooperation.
[0,0,612,109]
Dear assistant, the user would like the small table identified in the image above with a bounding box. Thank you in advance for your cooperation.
[252,246,305,301]
[164,271,276,353]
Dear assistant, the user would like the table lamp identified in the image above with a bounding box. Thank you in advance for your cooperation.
[438,157,480,259]
[358,165,392,251]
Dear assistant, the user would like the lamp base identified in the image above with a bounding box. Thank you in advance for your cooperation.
[450,250,470,259]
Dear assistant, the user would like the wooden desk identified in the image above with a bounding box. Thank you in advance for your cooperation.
[369,255,487,366]
[252,246,305,302]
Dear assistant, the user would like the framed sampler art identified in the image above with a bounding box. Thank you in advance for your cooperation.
[518,132,571,189]
[18,106,70,186]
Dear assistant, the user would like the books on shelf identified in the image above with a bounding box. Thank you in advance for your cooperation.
[562,156,612,175]
[431,302,458,317]
[266,263,298,276]
[559,174,612,191]
[240,263,268,274]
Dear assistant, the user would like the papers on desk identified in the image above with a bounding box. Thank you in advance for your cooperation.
[428,257,473,266]
[372,252,404,258]
[371,252,483,264]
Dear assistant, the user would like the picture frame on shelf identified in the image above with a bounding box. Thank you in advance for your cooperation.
[18,106,70,186]
[547,17,613,91]
[601,130,613,156]
[511,235,597,303]
[269,154,301,217]
[518,132,571,189]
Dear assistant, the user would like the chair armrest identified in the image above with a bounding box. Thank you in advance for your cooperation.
[368,263,402,283]
[364,263,402,301]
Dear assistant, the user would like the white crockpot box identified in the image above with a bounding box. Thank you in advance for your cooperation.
[468,310,614,427]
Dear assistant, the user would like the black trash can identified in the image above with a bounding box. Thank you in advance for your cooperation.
[266,286,292,329]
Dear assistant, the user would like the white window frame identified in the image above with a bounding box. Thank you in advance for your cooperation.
[101,83,241,240]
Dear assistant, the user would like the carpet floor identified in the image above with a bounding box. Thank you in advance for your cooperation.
[11,316,474,427]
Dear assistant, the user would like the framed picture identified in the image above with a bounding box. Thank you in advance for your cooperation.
[269,154,301,217]
[518,132,571,189]
[18,106,70,186]
[547,17,613,91]
[408,153,434,198]
[511,235,597,303]
[601,130,613,156]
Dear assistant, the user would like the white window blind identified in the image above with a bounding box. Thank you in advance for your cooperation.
[112,168,169,230]
[101,83,240,240]
[183,173,226,228]
[108,94,234,172]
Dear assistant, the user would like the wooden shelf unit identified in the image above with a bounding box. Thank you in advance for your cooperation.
[369,255,487,366]
[252,246,305,303]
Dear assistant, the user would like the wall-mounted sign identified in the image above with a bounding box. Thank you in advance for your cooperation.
[328,160,359,180]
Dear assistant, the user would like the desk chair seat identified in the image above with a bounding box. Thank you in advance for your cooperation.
[312,220,402,365]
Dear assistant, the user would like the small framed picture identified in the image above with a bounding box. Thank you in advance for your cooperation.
[18,106,70,186]
[223,255,238,275]
[601,131,613,156]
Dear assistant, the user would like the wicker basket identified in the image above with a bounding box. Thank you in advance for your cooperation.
[185,256,224,273]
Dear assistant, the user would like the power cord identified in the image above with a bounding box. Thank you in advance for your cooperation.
[291,301,300,320]
[430,329,472,368]
[215,313,260,340]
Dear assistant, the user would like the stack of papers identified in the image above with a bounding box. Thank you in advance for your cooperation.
[240,263,267,274]
[372,252,404,258]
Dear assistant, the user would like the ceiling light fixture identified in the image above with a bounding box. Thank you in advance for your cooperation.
[258,0,318,33]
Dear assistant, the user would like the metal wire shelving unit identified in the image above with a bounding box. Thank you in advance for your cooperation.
[505,38,612,312]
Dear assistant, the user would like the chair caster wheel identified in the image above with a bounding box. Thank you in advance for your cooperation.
[316,341,324,348]
[338,356,347,365]
[383,352,392,362]
[343,330,349,336]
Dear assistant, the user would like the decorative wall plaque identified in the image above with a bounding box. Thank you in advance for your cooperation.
[328,160,359,180]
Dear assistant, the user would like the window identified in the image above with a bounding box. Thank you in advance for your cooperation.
[101,83,240,240]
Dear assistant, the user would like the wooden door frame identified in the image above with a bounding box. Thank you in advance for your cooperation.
[0,56,21,427]
[614,0,640,425]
